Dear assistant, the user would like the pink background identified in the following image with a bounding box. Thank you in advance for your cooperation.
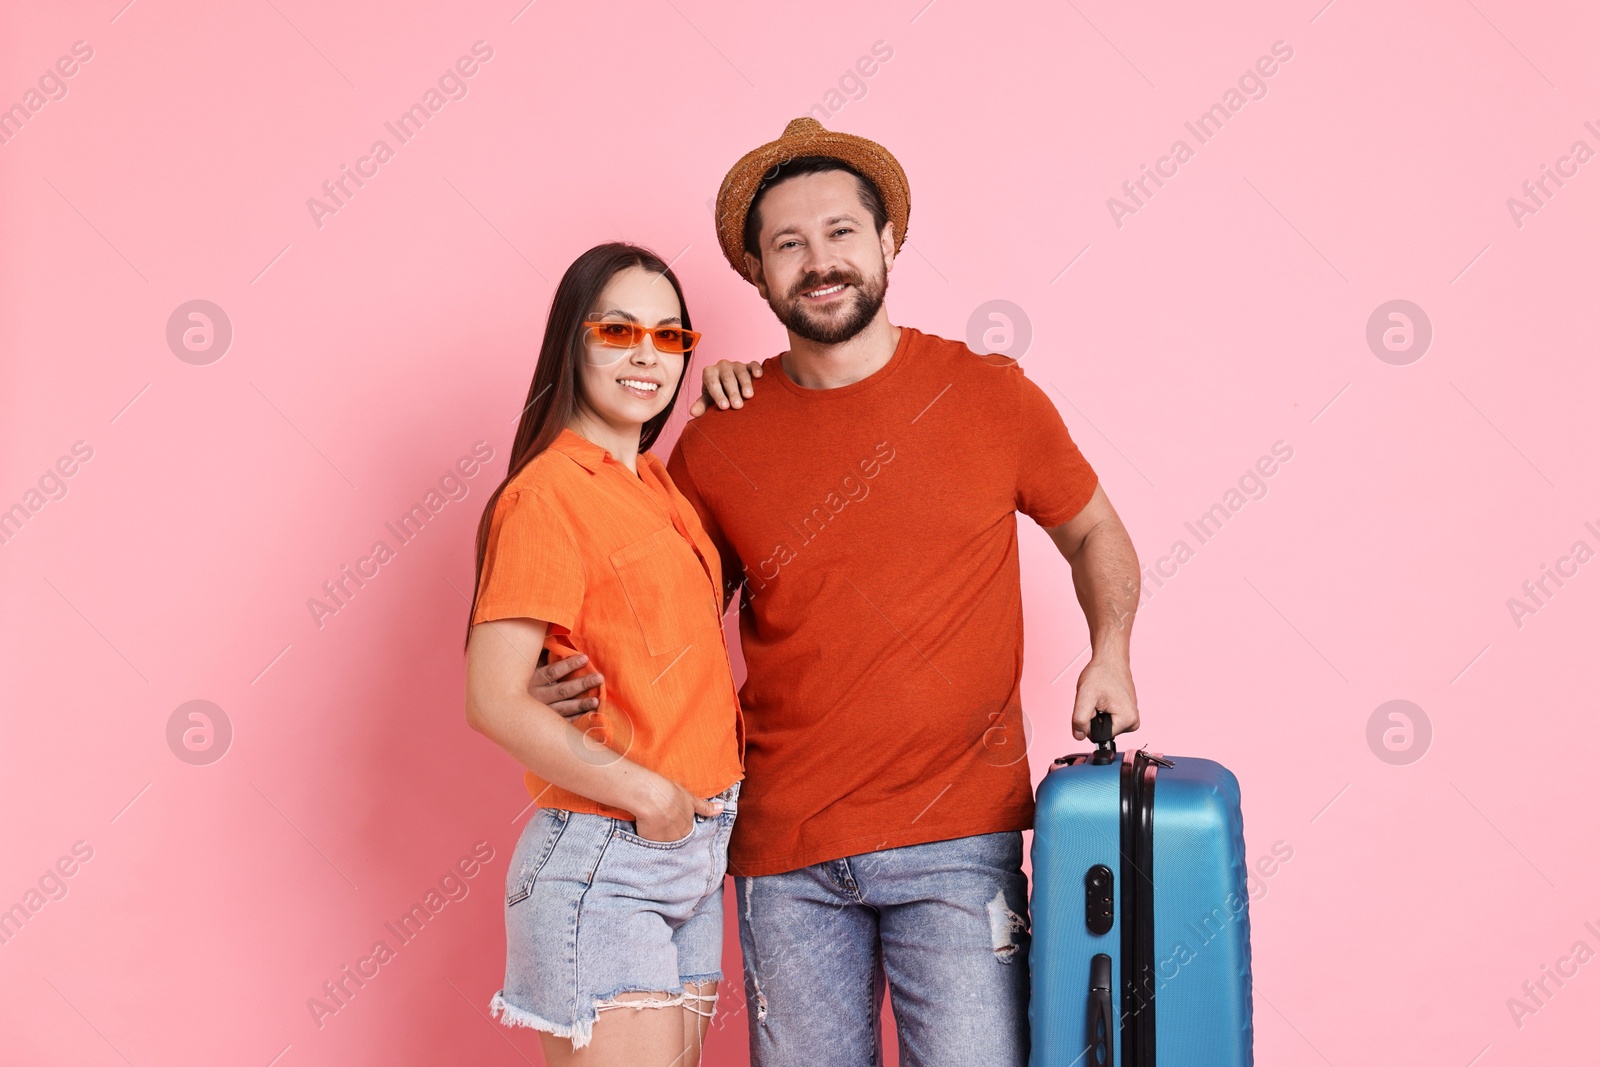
[3,0,1597,1063]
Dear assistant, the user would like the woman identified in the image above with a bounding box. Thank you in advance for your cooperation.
[464,242,744,1065]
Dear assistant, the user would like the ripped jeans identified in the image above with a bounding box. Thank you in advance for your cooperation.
[734,831,1030,1067]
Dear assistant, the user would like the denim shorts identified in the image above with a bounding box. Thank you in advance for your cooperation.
[488,780,739,1049]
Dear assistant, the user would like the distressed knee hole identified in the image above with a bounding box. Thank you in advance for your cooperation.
[987,888,1027,963]
[746,972,769,1023]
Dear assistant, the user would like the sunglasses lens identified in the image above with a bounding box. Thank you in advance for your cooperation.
[651,328,688,354]
[589,322,638,347]
[584,323,634,365]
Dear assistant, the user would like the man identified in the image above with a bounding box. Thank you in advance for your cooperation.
[574,117,1141,1066]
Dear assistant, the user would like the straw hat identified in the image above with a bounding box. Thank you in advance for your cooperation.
[714,117,910,284]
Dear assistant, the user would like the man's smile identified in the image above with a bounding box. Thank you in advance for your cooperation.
[801,282,848,302]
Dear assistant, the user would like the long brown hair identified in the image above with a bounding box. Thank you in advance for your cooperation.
[466,242,693,647]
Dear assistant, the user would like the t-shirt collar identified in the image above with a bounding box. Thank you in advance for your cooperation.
[771,324,916,398]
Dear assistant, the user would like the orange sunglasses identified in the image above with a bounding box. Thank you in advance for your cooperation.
[582,320,702,355]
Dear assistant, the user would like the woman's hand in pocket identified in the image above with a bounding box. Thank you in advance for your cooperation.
[630,774,724,843]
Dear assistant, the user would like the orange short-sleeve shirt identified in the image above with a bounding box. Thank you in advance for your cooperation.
[472,428,744,818]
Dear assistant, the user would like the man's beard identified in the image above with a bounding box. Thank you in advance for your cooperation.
[767,262,888,345]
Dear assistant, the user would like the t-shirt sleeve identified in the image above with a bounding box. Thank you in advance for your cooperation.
[1015,372,1100,527]
[667,435,744,603]
[470,487,584,629]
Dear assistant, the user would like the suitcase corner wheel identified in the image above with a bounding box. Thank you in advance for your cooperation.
[1028,712,1253,1067]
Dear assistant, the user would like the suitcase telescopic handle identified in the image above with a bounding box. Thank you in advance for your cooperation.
[1088,952,1115,1066]
[1089,711,1117,765]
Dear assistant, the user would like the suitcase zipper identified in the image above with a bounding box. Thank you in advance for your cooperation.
[1118,747,1161,1067]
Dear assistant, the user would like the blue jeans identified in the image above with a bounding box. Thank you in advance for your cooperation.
[734,831,1030,1067]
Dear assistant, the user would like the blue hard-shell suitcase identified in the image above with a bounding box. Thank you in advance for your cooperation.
[1029,713,1252,1066]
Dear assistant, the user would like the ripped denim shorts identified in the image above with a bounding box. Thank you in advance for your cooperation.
[488,780,739,1049]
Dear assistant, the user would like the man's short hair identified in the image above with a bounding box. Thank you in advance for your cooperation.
[741,155,891,262]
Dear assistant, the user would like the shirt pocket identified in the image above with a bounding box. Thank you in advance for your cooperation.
[610,525,719,657]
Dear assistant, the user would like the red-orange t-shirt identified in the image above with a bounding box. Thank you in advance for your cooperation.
[667,326,1098,876]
